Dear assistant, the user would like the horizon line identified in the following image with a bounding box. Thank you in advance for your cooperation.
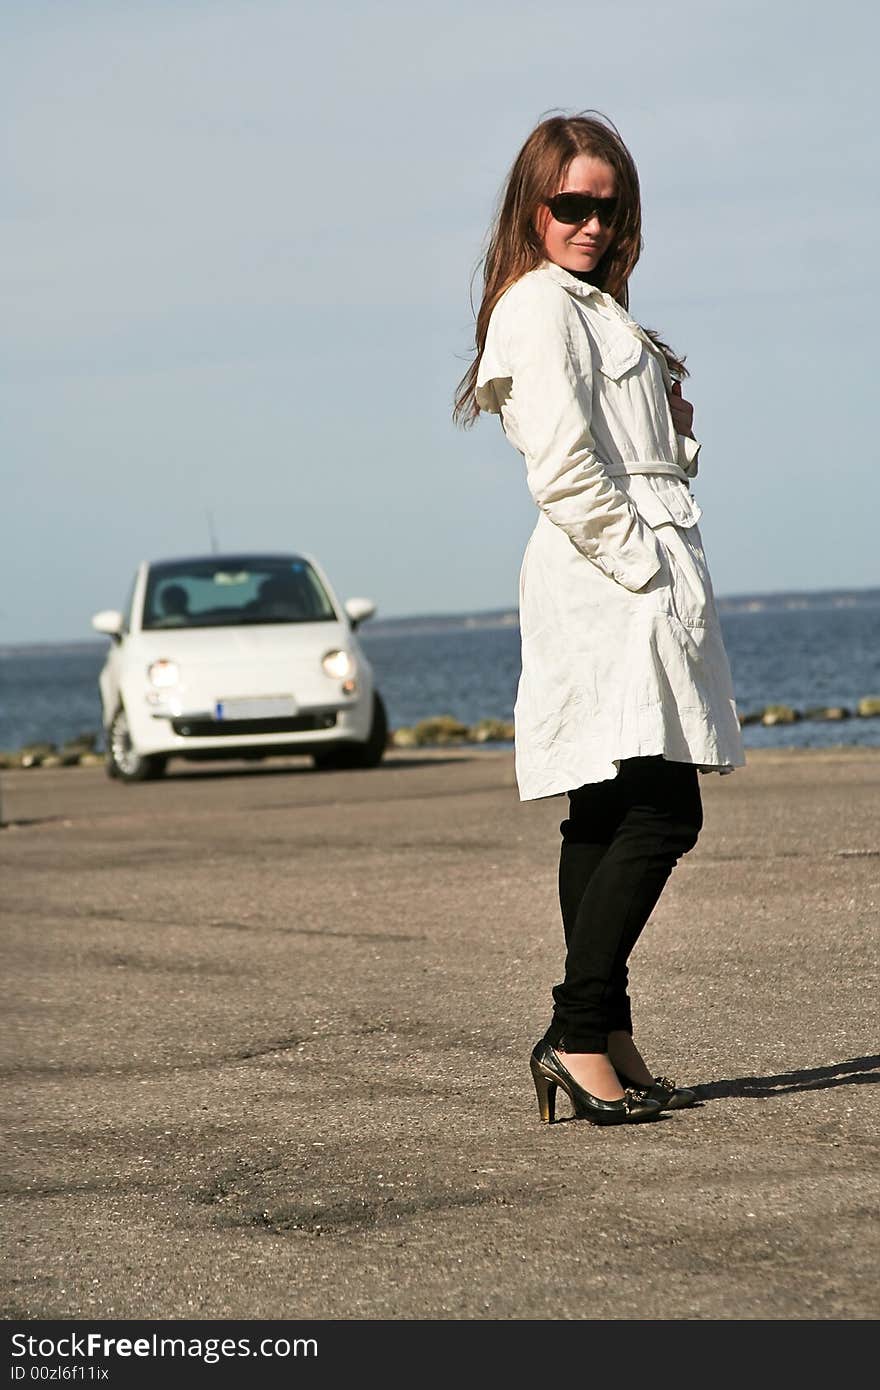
[1,582,878,651]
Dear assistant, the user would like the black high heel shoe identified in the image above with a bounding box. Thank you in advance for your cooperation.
[530,1041,663,1125]
[613,1067,698,1111]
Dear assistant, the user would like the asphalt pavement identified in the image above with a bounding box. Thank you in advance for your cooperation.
[2,747,878,1320]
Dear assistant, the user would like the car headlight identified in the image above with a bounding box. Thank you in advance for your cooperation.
[322,649,354,679]
[148,659,180,688]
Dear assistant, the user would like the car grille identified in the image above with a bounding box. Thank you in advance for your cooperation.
[171,713,338,738]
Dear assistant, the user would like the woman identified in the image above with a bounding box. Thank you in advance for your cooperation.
[454,112,745,1127]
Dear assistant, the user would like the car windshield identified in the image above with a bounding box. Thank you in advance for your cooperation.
[142,557,338,629]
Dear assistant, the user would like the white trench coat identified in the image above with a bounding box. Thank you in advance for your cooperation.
[476,259,745,801]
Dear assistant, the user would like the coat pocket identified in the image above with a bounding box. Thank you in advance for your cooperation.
[573,301,645,381]
[595,333,643,382]
[653,525,712,630]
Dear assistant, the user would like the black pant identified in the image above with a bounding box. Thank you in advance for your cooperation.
[543,756,703,1053]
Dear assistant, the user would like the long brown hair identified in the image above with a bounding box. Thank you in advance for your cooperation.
[453,111,687,428]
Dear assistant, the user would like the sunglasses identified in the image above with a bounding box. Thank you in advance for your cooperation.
[545,192,619,227]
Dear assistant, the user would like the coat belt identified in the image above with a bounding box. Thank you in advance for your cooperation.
[604,459,690,482]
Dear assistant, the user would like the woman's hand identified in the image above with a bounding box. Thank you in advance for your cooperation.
[668,380,695,439]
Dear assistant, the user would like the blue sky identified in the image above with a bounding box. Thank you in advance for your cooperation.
[3,0,878,643]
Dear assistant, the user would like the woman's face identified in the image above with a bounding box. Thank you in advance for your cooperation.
[536,154,618,274]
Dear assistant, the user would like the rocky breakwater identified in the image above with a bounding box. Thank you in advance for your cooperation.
[0,718,518,768]
[738,696,880,727]
[391,716,515,748]
[0,733,104,769]
[5,699,879,766]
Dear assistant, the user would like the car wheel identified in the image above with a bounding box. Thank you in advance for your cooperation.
[106,706,168,783]
[312,692,389,771]
[357,690,389,767]
[104,730,120,779]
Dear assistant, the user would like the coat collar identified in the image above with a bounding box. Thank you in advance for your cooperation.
[537,258,608,302]
[535,259,673,389]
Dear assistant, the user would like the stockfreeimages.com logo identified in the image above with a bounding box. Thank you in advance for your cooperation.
[11,1332,317,1366]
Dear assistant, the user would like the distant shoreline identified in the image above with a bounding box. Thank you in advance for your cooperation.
[3,743,879,779]
[3,585,879,652]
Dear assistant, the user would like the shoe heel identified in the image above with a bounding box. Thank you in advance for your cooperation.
[530,1057,557,1123]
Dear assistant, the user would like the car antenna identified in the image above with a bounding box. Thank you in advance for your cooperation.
[206,508,219,554]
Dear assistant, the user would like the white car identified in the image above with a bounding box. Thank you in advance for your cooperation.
[91,551,388,782]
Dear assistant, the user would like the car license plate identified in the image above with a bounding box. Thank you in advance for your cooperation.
[215,696,298,720]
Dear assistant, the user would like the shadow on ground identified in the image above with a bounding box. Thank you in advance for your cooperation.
[697,1055,880,1100]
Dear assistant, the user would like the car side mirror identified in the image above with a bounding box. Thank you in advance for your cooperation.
[344,597,376,629]
[91,609,124,641]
